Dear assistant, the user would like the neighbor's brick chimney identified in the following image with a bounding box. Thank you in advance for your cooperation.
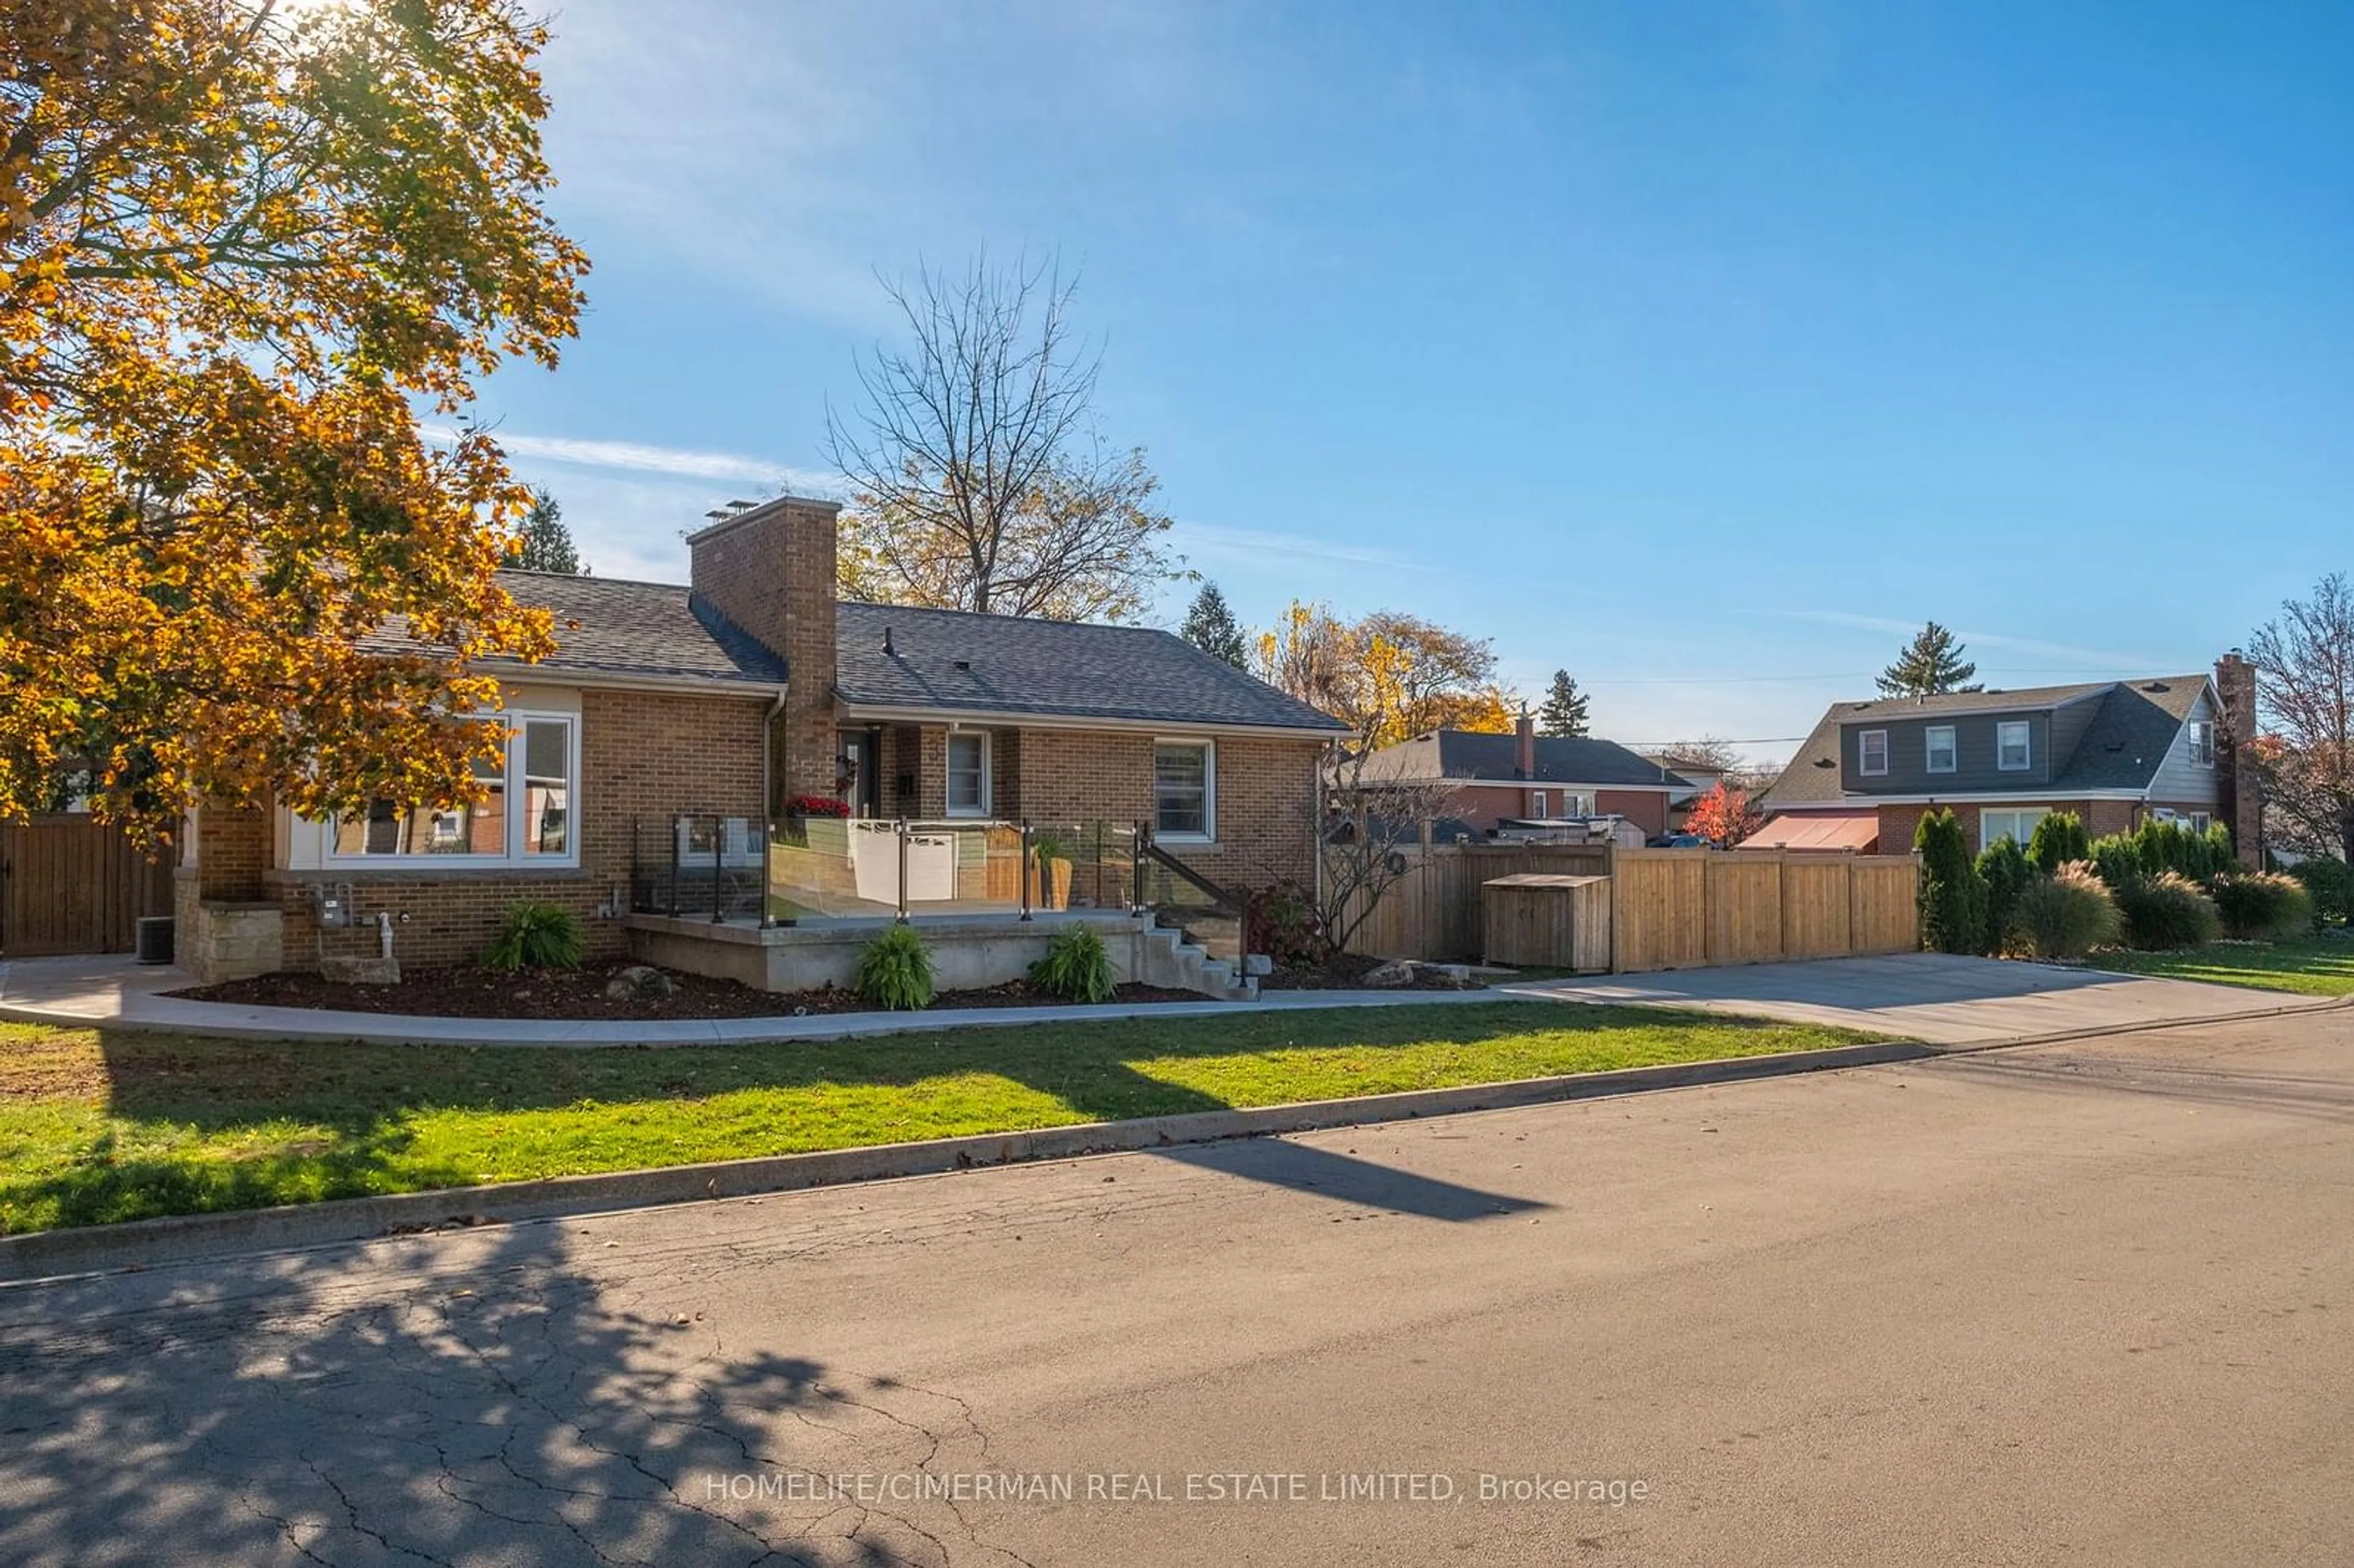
[1515,709,1537,781]
[687,496,842,806]
[2214,650,2263,869]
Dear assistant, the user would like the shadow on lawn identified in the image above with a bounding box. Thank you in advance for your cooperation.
[0,1220,982,1566]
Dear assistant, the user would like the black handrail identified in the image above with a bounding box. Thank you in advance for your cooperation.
[1140,832,1243,913]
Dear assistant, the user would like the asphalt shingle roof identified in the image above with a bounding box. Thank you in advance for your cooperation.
[1356,731,1689,789]
[1761,676,2212,807]
[361,571,788,685]
[833,602,1347,731]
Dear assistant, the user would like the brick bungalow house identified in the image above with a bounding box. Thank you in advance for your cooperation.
[1751,657,2262,862]
[1350,717,1693,838]
[173,496,1347,982]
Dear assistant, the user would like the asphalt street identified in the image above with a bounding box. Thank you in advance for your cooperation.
[2,1013,2348,1566]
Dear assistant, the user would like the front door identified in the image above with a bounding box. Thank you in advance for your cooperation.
[836,729,882,818]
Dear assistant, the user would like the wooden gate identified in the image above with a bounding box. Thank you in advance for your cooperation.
[0,815,175,957]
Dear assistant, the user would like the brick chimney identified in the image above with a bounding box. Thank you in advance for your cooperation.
[686,497,842,806]
[1515,709,1537,781]
[2213,650,2262,869]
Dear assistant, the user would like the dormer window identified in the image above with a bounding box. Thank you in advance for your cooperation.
[1859,729,1889,777]
[1997,720,2031,772]
[1925,725,1957,774]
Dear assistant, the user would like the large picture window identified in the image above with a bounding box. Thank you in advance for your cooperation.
[330,714,577,866]
[1979,807,2048,854]
[1154,740,1214,841]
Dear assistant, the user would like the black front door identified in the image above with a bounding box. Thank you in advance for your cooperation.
[836,729,882,818]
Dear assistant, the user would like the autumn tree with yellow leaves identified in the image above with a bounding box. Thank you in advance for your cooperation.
[0,0,588,844]
[1255,601,1516,748]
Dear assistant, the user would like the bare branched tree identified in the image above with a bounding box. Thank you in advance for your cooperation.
[1277,733,1462,959]
[2249,572,2354,862]
[826,253,1183,621]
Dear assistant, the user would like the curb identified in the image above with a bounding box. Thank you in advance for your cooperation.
[0,1038,1932,1284]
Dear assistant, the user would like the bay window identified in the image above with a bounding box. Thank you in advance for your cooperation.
[1154,739,1214,841]
[329,713,577,866]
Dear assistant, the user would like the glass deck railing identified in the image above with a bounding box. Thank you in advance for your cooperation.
[760,815,1147,923]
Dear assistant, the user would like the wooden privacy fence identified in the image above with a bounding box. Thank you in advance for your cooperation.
[0,815,175,957]
[1343,843,1919,973]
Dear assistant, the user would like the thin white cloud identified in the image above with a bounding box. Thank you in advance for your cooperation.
[422,423,838,496]
[1772,609,2160,671]
[1175,519,1424,571]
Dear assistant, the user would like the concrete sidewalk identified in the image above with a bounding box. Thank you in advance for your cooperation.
[1,950,2337,1048]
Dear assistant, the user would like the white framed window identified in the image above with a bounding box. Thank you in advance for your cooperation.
[329,713,578,867]
[944,731,991,816]
[1858,729,1889,777]
[1979,807,2048,854]
[1154,739,1215,842]
[1925,725,1957,775]
[1530,791,1548,817]
[2186,721,2215,769]
[1564,791,1596,816]
[1996,720,2032,772]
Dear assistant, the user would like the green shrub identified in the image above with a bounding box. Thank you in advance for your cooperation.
[1975,836,2034,957]
[1030,924,1117,1003]
[2087,832,2145,892]
[482,900,585,972]
[2288,856,2352,926]
[2024,812,2090,877]
[855,923,935,1010]
[2112,870,2221,951]
[2010,862,2121,960]
[2128,818,2230,881]
[2209,871,2315,942]
[2200,822,2236,877]
[1915,809,1986,955]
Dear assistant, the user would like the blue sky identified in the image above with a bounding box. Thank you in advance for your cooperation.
[468,1,2352,763]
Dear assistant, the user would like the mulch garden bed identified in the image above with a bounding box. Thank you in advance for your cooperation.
[169,963,1208,1021]
[1253,952,1484,991]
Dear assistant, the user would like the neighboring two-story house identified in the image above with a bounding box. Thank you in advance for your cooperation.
[1752,657,2261,863]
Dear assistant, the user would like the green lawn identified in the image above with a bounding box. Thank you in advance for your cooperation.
[0,1003,1878,1235]
[2085,932,2354,997]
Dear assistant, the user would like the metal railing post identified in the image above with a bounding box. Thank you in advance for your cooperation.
[710,813,725,923]
[1018,819,1034,921]
[895,819,910,923]
[1132,821,1149,914]
[758,813,774,928]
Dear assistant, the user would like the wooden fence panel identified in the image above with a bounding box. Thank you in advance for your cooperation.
[1848,857,1921,954]
[1705,854,1785,966]
[0,815,174,957]
[1341,844,1610,962]
[1780,856,1855,959]
[1608,849,1710,972]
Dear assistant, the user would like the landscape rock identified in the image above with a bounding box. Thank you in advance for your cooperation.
[1362,960,1418,988]
[604,964,678,1002]
[320,956,400,986]
[1241,953,1274,976]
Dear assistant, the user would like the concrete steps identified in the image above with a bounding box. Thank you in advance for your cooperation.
[1138,920,1260,1001]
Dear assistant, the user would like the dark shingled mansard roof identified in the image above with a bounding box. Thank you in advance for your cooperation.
[832,601,1347,731]
[1761,676,2214,807]
[372,573,1344,731]
[1355,730,1691,790]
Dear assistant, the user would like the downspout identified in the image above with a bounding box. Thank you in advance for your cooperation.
[760,682,788,929]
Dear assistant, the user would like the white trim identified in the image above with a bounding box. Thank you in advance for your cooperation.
[1995,720,2031,772]
[1858,729,1889,777]
[1925,724,1957,775]
[943,729,991,816]
[1530,790,1548,817]
[1153,736,1217,843]
[837,702,1344,742]
[319,709,582,870]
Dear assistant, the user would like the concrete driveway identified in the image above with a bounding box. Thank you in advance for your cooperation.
[2,1011,2350,1566]
[1512,950,2339,1043]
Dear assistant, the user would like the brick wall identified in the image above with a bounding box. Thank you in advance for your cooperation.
[1875,799,2138,856]
[271,687,769,969]
[684,497,840,804]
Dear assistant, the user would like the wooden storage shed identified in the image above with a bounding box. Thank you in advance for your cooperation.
[1481,873,1612,973]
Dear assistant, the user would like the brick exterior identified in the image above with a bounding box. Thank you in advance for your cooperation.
[685,497,840,805]
[2214,653,2264,867]
[269,687,769,969]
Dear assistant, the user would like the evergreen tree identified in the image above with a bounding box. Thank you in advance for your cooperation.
[1179,580,1249,669]
[1876,622,1981,698]
[1537,669,1591,737]
[2025,810,2090,875]
[514,487,587,574]
[1915,808,1988,954]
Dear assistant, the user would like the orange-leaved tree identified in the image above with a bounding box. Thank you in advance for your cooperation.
[1256,601,1515,747]
[0,0,588,845]
[1687,782,1762,847]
